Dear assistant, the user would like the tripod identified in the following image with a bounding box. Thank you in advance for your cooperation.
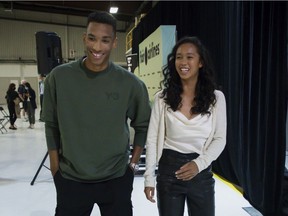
[30,151,49,185]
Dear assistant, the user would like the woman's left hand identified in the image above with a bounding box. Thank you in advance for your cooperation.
[175,161,199,181]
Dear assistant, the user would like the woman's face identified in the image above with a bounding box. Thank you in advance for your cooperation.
[175,43,203,82]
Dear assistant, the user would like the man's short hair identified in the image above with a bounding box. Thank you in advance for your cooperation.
[87,11,117,34]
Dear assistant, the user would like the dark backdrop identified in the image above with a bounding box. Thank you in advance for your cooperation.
[132,1,288,215]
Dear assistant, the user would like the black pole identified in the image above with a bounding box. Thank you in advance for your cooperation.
[30,152,49,185]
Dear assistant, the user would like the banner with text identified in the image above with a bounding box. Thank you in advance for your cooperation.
[136,25,176,101]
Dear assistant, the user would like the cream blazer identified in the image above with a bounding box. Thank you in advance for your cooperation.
[144,90,227,187]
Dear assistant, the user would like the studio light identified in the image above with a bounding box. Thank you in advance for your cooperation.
[109,7,118,14]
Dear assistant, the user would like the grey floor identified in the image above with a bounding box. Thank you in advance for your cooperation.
[0,107,258,216]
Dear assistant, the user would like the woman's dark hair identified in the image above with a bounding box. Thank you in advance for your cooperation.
[7,83,16,92]
[160,36,216,115]
[25,82,32,89]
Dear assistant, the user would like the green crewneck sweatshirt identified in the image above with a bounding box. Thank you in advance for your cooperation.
[43,58,151,182]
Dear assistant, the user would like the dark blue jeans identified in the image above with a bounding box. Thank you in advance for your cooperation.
[157,149,215,216]
[53,166,134,216]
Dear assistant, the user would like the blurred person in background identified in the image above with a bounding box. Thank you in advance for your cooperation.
[39,74,46,121]
[5,83,21,130]
[18,79,28,120]
[24,82,37,129]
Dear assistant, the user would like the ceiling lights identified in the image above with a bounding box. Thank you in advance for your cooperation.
[109,7,118,14]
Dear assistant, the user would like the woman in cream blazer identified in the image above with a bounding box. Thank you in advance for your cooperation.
[144,36,227,216]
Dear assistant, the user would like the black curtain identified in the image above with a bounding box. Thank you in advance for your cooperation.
[133,1,288,215]
[216,2,287,215]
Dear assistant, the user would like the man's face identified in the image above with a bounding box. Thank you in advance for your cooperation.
[83,22,117,72]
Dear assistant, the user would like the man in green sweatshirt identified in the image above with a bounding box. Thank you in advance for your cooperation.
[42,11,151,216]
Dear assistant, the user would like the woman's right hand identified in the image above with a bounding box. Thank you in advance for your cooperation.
[144,187,156,203]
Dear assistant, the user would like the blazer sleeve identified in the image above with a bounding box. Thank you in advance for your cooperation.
[193,90,227,172]
[144,91,163,187]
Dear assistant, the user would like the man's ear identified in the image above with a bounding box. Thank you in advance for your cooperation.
[113,36,118,48]
[82,32,87,43]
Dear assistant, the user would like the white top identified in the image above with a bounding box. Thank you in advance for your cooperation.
[164,110,212,154]
[144,90,227,187]
[39,82,44,95]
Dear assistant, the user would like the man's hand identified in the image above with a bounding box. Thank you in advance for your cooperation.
[48,150,59,177]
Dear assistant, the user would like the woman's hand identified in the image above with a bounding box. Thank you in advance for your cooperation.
[144,187,156,203]
[175,161,199,181]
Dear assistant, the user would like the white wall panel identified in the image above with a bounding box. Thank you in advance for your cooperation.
[0,18,127,63]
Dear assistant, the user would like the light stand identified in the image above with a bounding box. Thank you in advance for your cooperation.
[30,151,49,185]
